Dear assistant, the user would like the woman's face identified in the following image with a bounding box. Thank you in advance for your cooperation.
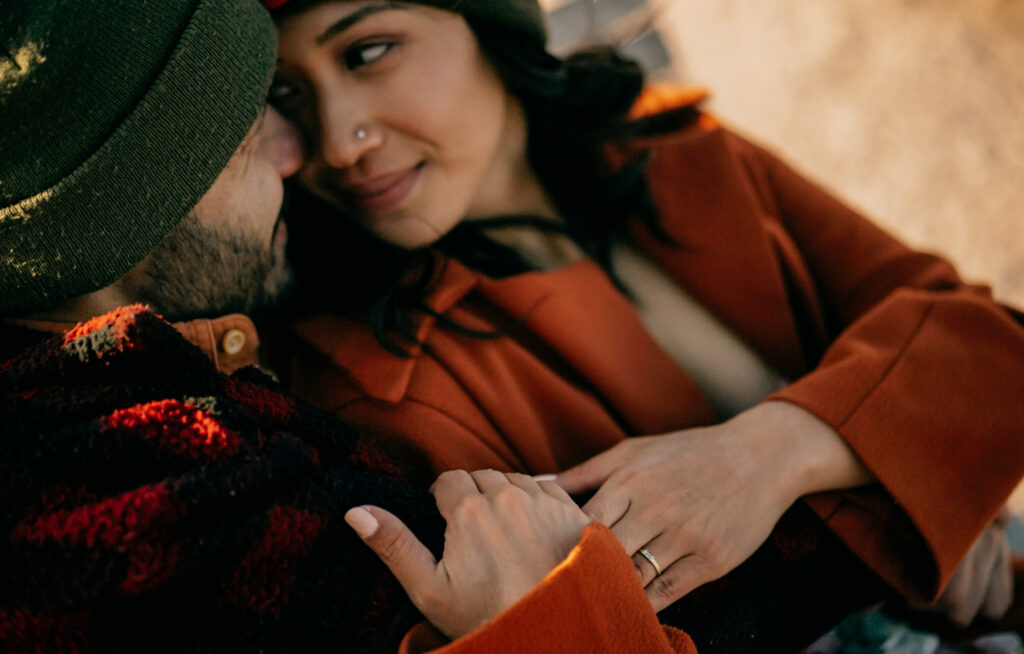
[273,1,528,249]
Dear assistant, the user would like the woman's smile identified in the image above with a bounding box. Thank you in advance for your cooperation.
[346,162,424,213]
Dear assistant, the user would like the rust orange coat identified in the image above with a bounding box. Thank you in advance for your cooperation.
[289,89,1024,606]
[399,523,698,654]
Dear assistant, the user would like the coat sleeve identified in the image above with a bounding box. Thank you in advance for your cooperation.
[398,524,698,654]
[737,132,1024,601]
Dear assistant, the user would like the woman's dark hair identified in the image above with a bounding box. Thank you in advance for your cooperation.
[285,19,700,356]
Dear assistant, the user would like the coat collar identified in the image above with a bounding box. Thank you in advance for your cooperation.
[290,261,479,404]
[293,257,716,431]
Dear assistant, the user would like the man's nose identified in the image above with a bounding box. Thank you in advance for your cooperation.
[258,106,306,178]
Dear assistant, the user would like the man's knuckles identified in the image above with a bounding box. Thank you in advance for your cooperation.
[492,484,531,513]
[450,494,492,523]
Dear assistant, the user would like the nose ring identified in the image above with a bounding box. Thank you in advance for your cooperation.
[355,128,368,140]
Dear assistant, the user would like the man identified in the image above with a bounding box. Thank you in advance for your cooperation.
[0,1,708,652]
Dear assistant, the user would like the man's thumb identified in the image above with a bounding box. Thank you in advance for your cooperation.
[345,505,439,593]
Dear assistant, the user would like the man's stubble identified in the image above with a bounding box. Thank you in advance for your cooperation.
[121,211,294,323]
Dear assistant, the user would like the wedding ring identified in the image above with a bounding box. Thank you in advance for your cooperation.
[638,547,663,576]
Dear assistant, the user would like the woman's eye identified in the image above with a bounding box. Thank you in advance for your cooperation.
[344,42,393,69]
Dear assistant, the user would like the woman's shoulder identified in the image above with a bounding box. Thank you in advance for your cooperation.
[621,86,791,215]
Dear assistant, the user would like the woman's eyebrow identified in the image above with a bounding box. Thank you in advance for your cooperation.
[316,3,404,45]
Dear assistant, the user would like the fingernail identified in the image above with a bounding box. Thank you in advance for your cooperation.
[345,507,379,539]
[533,474,557,482]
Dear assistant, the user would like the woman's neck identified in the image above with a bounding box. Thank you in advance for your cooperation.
[459,96,584,270]
[465,94,560,223]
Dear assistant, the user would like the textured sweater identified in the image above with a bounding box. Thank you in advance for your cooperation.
[0,305,441,653]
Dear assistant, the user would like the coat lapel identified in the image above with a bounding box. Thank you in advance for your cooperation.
[629,125,808,380]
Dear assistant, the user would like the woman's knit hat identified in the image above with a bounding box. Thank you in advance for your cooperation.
[265,0,548,50]
[0,0,277,315]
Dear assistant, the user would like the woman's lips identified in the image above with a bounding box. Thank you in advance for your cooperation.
[348,165,422,213]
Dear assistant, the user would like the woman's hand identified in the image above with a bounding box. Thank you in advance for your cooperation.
[345,470,592,640]
[925,507,1014,626]
[552,401,872,612]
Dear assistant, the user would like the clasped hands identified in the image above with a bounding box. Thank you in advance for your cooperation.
[345,469,591,640]
[344,402,868,638]
[346,401,1011,638]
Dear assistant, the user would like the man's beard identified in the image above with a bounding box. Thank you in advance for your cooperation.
[122,213,294,322]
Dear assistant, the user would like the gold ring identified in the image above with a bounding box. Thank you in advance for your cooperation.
[638,547,663,576]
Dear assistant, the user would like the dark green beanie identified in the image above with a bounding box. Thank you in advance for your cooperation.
[0,0,277,315]
[265,0,547,50]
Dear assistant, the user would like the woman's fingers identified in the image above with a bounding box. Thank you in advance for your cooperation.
[632,541,666,585]
[981,532,1014,620]
[644,553,714,613]
[578,474,634,527]
[552,439,639,494]
[630,536,692,589]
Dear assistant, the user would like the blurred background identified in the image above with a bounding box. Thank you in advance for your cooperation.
[542,0,1024,308]
[540,0,1024,515]
[541,0,1024,515]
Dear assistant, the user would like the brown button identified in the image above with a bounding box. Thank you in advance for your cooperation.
[221,328,247,356]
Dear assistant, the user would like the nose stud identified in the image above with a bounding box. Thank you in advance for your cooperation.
[355,128,367,140]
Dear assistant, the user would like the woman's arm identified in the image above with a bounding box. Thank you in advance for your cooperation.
[554,123,1024,611]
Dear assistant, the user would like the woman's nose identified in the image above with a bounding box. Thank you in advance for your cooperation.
[258,106,306,178]
[317,105,381,169]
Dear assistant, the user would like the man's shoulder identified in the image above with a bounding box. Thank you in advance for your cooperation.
[1,305,220,433]
[2,305,212,377]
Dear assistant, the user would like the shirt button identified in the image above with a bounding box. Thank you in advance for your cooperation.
[221,329,247,356]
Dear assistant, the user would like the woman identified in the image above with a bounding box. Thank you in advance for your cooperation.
[266,0,1024,641]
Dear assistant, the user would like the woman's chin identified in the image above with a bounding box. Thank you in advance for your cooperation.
[372,214,452,250]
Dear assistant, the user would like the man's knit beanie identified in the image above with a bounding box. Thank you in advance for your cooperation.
[0,0,277,315]
[265,0,547,50]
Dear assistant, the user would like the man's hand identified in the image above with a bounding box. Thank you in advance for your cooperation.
[344,470,591,640]
[553,401,872,612]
